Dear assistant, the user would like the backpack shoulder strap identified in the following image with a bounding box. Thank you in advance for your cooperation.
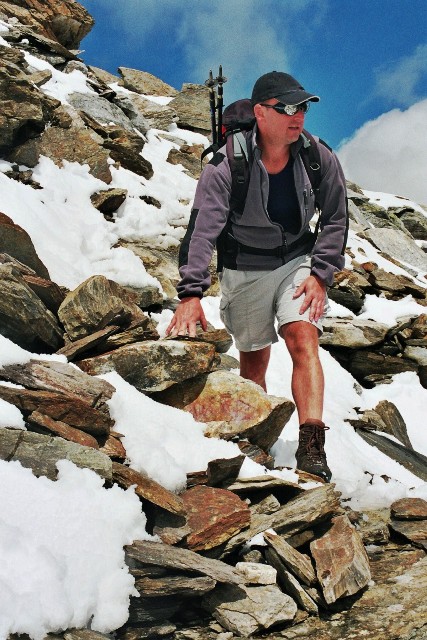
[227,130,253,214]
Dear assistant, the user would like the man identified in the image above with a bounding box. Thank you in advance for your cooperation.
[166,71,348,482]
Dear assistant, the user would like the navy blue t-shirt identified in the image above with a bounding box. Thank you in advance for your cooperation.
[267,158,300,235]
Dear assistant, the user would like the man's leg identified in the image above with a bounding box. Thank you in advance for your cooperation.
[239,346,271,392]
[279,321,324,423]
[280,320,331,482]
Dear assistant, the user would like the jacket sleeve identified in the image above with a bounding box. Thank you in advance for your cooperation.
[177,154,232,299]
[310,144,348,286]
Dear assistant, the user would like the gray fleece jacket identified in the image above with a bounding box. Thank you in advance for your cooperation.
[177,128,348,299]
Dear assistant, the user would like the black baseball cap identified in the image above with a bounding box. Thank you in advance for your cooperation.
[251,71,320,106]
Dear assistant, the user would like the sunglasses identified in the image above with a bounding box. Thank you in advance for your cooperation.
[260,102,310,116]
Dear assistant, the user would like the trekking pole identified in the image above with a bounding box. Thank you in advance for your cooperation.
[205,69,218,146]
[216,65,227,147]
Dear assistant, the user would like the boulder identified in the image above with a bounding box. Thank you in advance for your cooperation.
[0,263,63,351]
[114,92,177,131]
[169,83,212,134]
[68,91,139,133]
[0,0,94,48]
[0,213,50,278]
[58,274,149,341]
[118,67,177,97]
[9,123,113,184]
[155,370,295,452]
[77,340,218,393]
[0,65,60,153]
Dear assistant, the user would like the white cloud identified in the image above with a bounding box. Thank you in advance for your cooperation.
[372,43,427,107]
[337,99,427,206]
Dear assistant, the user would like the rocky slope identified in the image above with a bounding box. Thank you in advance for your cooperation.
[0,2,426,639]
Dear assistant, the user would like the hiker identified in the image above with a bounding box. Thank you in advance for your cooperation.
[166,71,348,482]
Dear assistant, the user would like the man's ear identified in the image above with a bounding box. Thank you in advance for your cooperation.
[253,103,264,122]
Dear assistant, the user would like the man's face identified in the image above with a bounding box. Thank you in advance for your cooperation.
[255,98,306,145]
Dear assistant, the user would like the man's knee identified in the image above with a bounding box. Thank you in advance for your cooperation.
[280,321,319,356]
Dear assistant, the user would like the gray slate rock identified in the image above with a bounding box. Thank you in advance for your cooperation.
[363,228,427,272]
[0,428,112,480]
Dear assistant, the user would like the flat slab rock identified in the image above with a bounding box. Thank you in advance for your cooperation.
[202,582,297,637]
[310,514,371,604]
[181,484,251,551]
[125,540,245,585]
[0,428,112,481]
[391,497,427,520]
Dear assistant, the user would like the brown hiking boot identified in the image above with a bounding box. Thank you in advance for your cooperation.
[295,420,332,482]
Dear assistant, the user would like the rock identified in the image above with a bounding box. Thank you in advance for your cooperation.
[328,268,369,312]
[391,497,427,520]
[99,317,159,352]
[100,125,154,179]
[9,123,113,184]
[125,540,245,585]
[98,432,126,460]
[167,144,206,179]
[114,92,177,130]
[365,264,426,299]
[310,514,371,604]
[389,519,427,549]
[155,370,295,452]
[399,209,427,239]
[112,462,186,516]
[0,359,114,435]
[0,212,50,278]
[277,555,427,639]
[78,339,218,393]
[0,0,94,48]
[203,583,297,636]
[21,273,65,314]
[181,485,251,551]
[338,349,418,385]
[373,399,413,449]
[117,623,177,639]
[56,325,122,361]
[0,56,60,153]
[206,454,245,487]
[0,428,112,481]
[134,574,216,597]
[118,242,179,300]
[265,547,319,615]
[58,274,148,341]
[26,410,100,449]
[88,65,120,86]
[225,474,302,502]
[320,318,389,348]
[236,440,275,469]
[263,530,317,586]
[249,493,281,516]
[118,67,177,96]
[235,561,277,585]
[355,509,390,545]
[363,228,427,273]
[0,263,63,351]
[222,484,342,556]
[169,83,212,134]
[354,428,427,482]
[90,188,127,215]
[68,91,138,133]
[404,345,427,366]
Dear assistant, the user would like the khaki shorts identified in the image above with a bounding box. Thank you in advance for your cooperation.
[219,254,328,352]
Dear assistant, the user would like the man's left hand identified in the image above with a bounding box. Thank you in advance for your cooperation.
[293,274,326,323]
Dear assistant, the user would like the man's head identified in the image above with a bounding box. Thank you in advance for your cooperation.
[251,71,320,106]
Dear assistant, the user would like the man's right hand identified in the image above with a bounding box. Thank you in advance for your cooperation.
[165,297,207,338]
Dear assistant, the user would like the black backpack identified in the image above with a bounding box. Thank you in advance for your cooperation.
[204,98,332,270]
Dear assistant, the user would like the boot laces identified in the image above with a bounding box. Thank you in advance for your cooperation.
[301,424,329,462]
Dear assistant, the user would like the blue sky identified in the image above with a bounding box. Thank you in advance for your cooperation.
[78,1,427,202]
